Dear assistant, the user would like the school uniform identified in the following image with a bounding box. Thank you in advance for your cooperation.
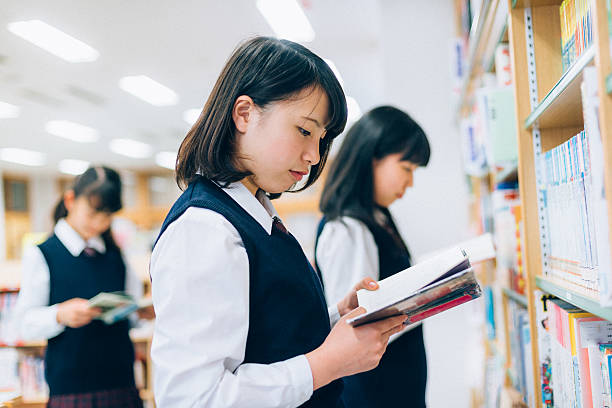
[150,177,344,407]
[14,219,143,408]
[315,209,427,408]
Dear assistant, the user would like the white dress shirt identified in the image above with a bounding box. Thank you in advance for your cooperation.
[316,216,420,340]
[150,181,340,408]
[14,218,143,341]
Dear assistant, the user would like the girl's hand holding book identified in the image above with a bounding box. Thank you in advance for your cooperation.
[305,308,407,391]
[336,277,379,317]
[56,298,102,328]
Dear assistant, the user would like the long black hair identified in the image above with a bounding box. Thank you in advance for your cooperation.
[320,106,430,231]
[175,36,347,193]
[53,166,123,249]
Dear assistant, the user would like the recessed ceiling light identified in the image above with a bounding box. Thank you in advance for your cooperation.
[183,108,200,125]
[346,96,362,124]
[155,151,177,170]
[324,59,344,88]
[7,20,99,63]
[0,148,46,166]
[256,0,315,42]
[119,75,179,106]
[109,138,153,159]
[45,120,99,143]
[0,101,21,118]
[59,159,89,175]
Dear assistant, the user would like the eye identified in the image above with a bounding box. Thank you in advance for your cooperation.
[298,127,311,137]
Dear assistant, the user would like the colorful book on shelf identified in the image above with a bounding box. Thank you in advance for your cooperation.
[88,292,152,325]
[349,247,484,327]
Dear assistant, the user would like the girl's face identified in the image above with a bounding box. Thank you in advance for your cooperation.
[64,192,113,240]
[372,154,418,208]
[233,86,330,195]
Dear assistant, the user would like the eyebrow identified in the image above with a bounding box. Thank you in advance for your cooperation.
[300,116,324,129]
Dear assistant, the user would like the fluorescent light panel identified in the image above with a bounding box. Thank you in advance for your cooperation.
[7,20,99,63]
[119,76,179,106]
[0,148,46,166]
[324,59,344,88]
[0,101,21,118]
[45,120,99,143]
[59,159,89,175]
[155,151,177,170]
[346,96,362,124]
[109,138,153,159]
[183,108,200,125]
[256,0,315,42]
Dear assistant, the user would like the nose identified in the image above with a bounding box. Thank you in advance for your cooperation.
[303,138,320,166]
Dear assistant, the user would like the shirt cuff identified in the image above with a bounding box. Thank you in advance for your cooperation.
[287,355,314,405]
[44,305,66,338]
[328,304,341,327]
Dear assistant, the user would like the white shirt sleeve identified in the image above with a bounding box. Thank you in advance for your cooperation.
[150,207,314,408]
[316,217,379,307]
[13,246,66,341]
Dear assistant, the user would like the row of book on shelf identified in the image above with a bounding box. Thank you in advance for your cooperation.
[538,67,612,306]
[560,0,594,73]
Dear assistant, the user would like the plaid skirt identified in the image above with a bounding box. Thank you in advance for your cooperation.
[47,387,143,408]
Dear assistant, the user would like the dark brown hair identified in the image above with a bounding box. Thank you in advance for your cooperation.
[53,166,122,248]
[175,36,348,192]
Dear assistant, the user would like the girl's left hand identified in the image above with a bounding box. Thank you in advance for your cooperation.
[337,277,379,317]
[137,305,156,320]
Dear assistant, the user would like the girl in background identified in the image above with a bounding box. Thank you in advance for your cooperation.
[15,166,144,408]
[316,106,431,408]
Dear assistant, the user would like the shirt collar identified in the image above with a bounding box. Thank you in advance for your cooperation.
[54,218,107,257]
[218,181,279,235]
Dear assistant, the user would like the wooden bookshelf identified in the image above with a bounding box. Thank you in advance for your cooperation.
[507,0,612,405]
[456,0,612,405]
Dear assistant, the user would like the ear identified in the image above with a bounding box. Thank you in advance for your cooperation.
[63,190,76,212]
[232,95,256,133]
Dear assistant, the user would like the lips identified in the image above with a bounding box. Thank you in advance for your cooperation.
[290,170,308,181]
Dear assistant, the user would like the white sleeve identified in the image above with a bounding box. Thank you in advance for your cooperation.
[150,207,314,408]
[13,246,66,341]
[316,217,379,307]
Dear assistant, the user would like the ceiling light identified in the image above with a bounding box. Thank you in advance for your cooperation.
[109,138,153,159]
[324,59,344,88]
[45,120,99,143]
[0,101,21,118]
[0,148,46,166]
[256,0,315,42]
[155,151,177,170]
[183,108,200,125]
[119,75,178,106]
[59,159,89,175]
[346,96,362,124]
[7,20,99,62]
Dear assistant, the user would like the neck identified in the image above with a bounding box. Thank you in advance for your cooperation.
[64,217,90,241]
[241,177,259,196]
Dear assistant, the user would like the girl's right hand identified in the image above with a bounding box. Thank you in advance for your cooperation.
[56,298,101,328]
[305,308,407,390]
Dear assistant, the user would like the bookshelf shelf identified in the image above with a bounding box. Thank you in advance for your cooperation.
[502,287,528,307]
[607,72,612,94]
[535,276,612,322]
[512,0,562,9]
[524,46,596,130]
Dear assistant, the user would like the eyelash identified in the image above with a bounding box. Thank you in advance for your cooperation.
[298,127,311,137]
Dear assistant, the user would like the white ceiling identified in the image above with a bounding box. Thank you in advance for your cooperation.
[0,0,382,175]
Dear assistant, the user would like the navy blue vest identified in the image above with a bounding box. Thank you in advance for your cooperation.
[39,234,135,396]
[154,178,344,407]
[315,213,427,408]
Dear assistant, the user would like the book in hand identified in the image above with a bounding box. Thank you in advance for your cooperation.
[347,247,485,327]
[88,292,153,325]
